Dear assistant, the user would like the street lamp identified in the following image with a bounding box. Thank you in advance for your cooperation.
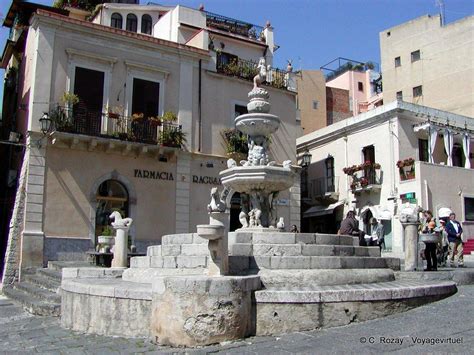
[39,113,52,134]
[301,149,312,167]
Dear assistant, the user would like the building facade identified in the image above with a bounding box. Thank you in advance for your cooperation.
[0,2,300,278]
[380,14,474,117]
[297,101,474,256]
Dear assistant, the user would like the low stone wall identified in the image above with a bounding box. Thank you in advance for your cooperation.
[61,272,152,337]
[254,280,457,335]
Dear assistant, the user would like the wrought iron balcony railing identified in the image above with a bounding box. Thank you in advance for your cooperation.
[204,10,264,40]
[216,56,293,91]
[349,167,382,192]
[49,106,184,147]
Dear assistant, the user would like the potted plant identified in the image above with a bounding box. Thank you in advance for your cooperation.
[148,116,162,127]
[159,126,187,148]
[106,105,124,119]
[96,226,115,253]
[60,91,80,106]
[131,112,145,122]
[222,128,248,161]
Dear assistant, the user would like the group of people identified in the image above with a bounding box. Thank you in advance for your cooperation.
[421,210,464,271]
[338,211,385,250]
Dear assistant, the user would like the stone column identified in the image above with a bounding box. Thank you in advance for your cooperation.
[111,225,130,268]
[208,212,229,276]
[175,152,191,234]
[402,222,420,271]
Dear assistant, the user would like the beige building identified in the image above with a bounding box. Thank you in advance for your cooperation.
[297,101,474,256]
[296,70,327,134]
[380,14,474,117]
[1,2,299,276]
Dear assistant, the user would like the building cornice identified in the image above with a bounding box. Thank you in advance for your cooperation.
[31,10,210,62]
[66,48,117,67]
[124,60,170,78]
[297,100,474,152]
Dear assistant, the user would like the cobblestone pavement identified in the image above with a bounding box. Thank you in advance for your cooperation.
[1,286,473,354]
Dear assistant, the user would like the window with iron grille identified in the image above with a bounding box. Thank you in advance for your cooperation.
[312,100,318,110]
[358,82,364,92]
[396,91,403,100]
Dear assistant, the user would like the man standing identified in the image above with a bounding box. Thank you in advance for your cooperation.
[445,212,464,267]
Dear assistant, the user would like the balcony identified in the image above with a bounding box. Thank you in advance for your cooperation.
[204,10,264,40]
[216,55,295,91]
[48,106,184,148]
[309,176,340,202]
[347,166,382,194]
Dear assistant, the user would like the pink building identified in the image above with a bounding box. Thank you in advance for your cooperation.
[322,58,383,116]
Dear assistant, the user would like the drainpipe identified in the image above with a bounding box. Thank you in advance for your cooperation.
[198,59,202,152]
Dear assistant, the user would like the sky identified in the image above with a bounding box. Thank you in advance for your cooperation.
[0,0,473,112]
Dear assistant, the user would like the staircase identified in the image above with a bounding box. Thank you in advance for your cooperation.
[464,238,474,255]
[2,261,90,316]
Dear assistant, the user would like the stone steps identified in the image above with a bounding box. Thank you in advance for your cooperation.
[230,244,381,257]
[230,232,357,246]
[23,273,61,293]
[2,285,61,317]
[257,268,395,288]
[14,281,62,303]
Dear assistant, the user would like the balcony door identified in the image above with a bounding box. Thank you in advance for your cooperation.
[362,145,376,185]
[73,66,104,135]
[325,156,335,193]
[131,78,160,143]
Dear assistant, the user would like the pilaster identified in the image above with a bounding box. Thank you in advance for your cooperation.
[289,178,301,231]
[175,153,191,233]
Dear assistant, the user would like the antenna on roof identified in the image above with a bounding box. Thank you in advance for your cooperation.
[435,0,446,26]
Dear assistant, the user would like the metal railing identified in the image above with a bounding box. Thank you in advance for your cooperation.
[350,168,382,190]
[49,106,183,146]
[204,10,264,40]
[309,176,340,199]
[216,56,293,91]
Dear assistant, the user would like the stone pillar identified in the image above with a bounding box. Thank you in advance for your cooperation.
[402,222,420,271]
[208,212,229,276]
[151,275,261,347]
[289,178,301,232]
[112,226,130,268]
[175,152,191,234]
[21,138,47,272]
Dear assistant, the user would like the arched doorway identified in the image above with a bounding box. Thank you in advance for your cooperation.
[95,180,129,243]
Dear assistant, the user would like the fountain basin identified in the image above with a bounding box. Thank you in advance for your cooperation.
[196,224,224,240]
[220,165,296,194]
[235,113,280,136]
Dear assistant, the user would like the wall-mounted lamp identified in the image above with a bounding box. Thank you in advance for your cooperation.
[39,112,52,134]
[300,149,312,167]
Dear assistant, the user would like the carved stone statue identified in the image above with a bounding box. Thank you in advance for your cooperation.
[400,204,422,223]
[109,211,133,228]
[207,187,226,213]
[227,158,237,168]
[277,217,285,230]
[239,211,249,228]
[253,57,268,90]
[282,160,292,169]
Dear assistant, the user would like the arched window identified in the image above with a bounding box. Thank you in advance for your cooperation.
[95,180,129,239]
[126,13,138,32]
[141,14,152,35]
[111,13,123,29]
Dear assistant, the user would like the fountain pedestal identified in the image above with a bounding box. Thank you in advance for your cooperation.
[111,226,128,268]
[197,212,229,276]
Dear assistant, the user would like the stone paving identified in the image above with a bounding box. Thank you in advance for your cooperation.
[0,284,473,354]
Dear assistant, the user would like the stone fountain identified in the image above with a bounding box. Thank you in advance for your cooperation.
[60,58,457,348]
[220,79,297,229]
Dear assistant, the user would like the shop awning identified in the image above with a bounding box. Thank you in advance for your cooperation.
[303,201,345,218]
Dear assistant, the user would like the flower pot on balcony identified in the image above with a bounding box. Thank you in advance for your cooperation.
[108,112,120,119]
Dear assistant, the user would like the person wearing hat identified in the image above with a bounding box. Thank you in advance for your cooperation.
[445,212,464,267]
